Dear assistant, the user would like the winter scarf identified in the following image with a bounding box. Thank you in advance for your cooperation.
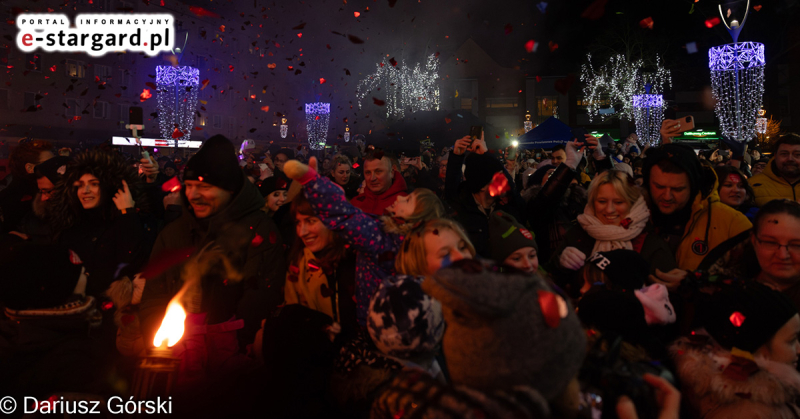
[577,195,650,254]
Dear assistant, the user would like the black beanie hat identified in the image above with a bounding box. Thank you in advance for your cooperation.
[463,153,504,193]
[163,160,177,172]
[586,249,648,292]
[274,148,295,161]
[33,156,71,185]
[183,135,243,192]
[578,287,649,343]
[489,211,537,263]
[642,143,703,199]
[258,176,289,198]
[0,243,84,310]
[703,282,798,353]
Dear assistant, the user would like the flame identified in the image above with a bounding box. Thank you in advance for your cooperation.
[153,300,186,348]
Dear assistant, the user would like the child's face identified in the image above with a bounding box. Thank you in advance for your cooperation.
[424,229,472,276]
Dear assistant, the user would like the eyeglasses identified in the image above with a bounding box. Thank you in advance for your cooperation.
[39,189,54,196]
[755,237,800,254]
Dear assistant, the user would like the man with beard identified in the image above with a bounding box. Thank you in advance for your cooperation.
[10,156,71,242]
[750,134,800,206]
[0,139,54,233]
[139,135,286,357]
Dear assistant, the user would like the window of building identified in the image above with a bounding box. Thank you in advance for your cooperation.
[25,53,41,72]
[536,96,559,117]
[65,98,84,117]
[117,69,132,90]
[94,101,109,119]
[95,64,112,81]
[454,79,478,116]
[65,60,86,78]
[485,97,518,109]
[24,92,42,110]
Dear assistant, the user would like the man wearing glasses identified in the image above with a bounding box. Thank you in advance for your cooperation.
[753,200,800,311]
[751,134,800,207]
[8,156,70,242]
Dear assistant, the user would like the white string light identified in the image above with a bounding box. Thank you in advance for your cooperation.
[305,102,330,150]
[633,94,664,147]
[709,42,765,142]
[280,117,288,139]
[580,54,671,123]
[156,66,199,141]
[356,54,440,119]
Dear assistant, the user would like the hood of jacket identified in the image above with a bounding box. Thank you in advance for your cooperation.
[671,336,800,419]
[761,157,796,186]
[351,170,408,214]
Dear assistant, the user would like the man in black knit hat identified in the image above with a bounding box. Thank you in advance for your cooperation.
[139,135,286,358]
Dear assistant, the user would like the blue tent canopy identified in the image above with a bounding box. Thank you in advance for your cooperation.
[518,117,573,150]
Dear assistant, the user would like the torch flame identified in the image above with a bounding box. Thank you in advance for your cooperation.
[153,300,186,348]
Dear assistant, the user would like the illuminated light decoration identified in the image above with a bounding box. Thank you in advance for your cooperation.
[709,43,765,142]
[682,131,719,137]
[524,111,533,133]
[756,117,767,134]
[356,54,440,120]
[111,136,202,148]
[156,66,200,142]
[280,117,288,139]
[708,0,764,143]
[580,54,671,123]
[632,90,664,147]
[344,125,351,142]
[305,102,330,150]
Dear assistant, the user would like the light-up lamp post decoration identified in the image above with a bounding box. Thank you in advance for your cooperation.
[756,108,767,134]
[305,102,330,150]
[632,86,664,147]
[156,66,200,142]
[280,117,288,139]
[524,111,533,133]
[344,125,351,142]
[709,0,765,143]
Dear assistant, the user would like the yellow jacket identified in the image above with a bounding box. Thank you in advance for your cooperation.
[675,172,753,271]
[749,158,800,207]
[284,247,338,320]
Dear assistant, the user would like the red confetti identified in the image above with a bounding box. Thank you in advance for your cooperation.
[201,79,210,90]
[389,57,397,67]
[139,89,152,102]
[319,77,326,84]
[219,25,225,32]
[581,0,608,20]
[171,128,184,138]
[444,117,452,124]
[525,40,536,53]
[145,82,157,89]
[101,301,114,311]
[161,176,181,193]
[251,234,264,247]
[354,11,360,17]
[535,75,542,82]
[373,97,385,106]
[753,5,762,11]
[730,311,746,327]
[260,105,270,112]
[548,41,559,52]
[315,115,320,120]
[639,16,654,29]
[488,172,509,197]
[537,290,561,328]
[353,163,359,169]
[705,17,721,28]
[49,65,56,72]
[504,23,513,35]
[297,33,302,38]
[229,65,234,72]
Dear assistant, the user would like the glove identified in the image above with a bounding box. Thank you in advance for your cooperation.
[559,246,586,271]
[564,141,581,170]
[721,137,747,158]
[592,144,605,160]
[283,160,318,184]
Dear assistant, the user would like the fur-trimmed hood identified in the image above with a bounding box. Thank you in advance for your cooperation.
[47,150,144,233]
[671,336,800,419]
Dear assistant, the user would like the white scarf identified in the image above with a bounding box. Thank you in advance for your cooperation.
[577,195,650,254]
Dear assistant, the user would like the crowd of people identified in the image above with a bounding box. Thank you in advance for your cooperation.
[1,118,800,418]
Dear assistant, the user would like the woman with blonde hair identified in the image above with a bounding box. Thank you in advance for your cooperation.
[552,169,676,284]
[396,218,476,276]
[283,157,445,327]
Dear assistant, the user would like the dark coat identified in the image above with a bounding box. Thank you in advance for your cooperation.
[139,177,286,350]
[0,175,36,233]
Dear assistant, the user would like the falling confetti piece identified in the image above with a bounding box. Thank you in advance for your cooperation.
[705,17,721,28]
[297,33,302,38]
[730,311,746,327]
[161,176,181,193]
[639,16,654,29]
[548,41,559,52]
[686,42,698,54]
[49,65,56,72]
[726,8,731,17]
[536,1,548,13]
[260,105,270,112]
[145,82,157,89]
[581,0,608,20]
[389,57,397,67]
[251,234,264,247]
[319,78,326,84]
[267,63,277,69]
[229,65,234,72]
[454,90,459,98]
[525,39,536,53]
[354,11,360,17]
[504,23,513,35]
[219,25,225,32]
[139,89,152,102]
[373,97,385,106]
[292,22,307,30]
[489,172,510,197]
[201,79,210,90]
[445,117,452,124]
[171,128,184,138]
[535,75,542,82]
[347,34,365,44]
[189,6,220,18]
[753,4,761,11]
